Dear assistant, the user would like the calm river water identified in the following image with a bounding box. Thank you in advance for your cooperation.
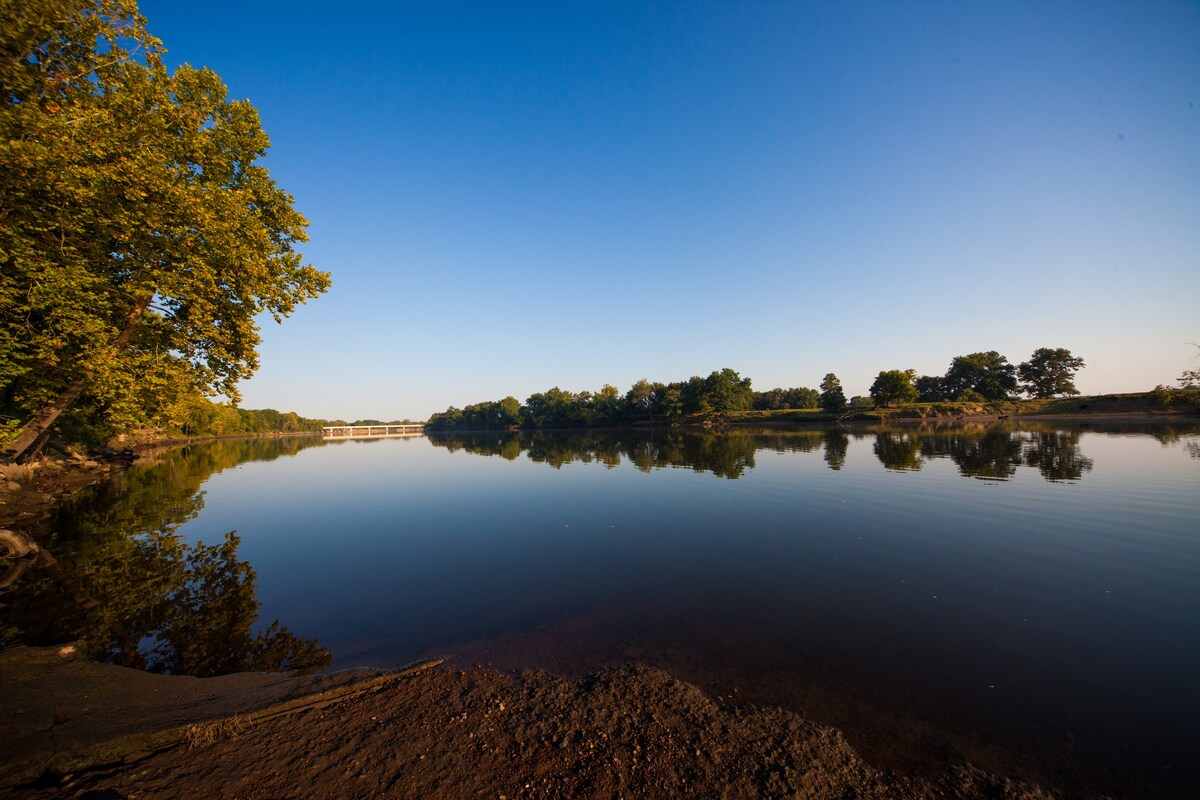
[5,422,1199,797]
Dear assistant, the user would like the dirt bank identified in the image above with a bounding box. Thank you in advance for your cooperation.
[2,645,1055,800]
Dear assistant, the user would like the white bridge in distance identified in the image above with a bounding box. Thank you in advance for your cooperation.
[322,423,425,439]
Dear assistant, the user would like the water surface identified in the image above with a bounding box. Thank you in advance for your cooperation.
[5,422,1199,797]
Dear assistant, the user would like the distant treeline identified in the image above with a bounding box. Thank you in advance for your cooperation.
[175,409,421,437]
[427,368,820,431]
[177,412,422,437]
[178,401,329,437]
[426,348,1104,431]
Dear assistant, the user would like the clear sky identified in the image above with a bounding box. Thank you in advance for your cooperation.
[138,0,1200,420]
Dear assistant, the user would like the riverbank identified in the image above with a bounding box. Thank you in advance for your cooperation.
[2,644,1056,800]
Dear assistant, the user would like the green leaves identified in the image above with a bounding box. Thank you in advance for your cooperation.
[1017,348,1085,398]
[1,0,329,455]
[942,352,1018,401]
[819,373,847,413]
[869,369,919,407]
[428,370,756,431]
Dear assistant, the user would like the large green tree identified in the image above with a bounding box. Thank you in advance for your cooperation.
[702,368,754,413]
[941,351,1017,401]
[1,0,330,460]
[752,386,819,411]
[869,369,919,407]
[819,373,847,412]
[915,375,947,402]
[626,379,660,420]
[1017,348,1085,398]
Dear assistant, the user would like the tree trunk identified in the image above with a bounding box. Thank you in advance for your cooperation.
[2,294,153,463]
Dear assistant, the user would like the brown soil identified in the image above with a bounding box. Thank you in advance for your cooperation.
[1,646,1056,800]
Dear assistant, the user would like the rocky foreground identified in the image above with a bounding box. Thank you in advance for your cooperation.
[0,645,1058,800]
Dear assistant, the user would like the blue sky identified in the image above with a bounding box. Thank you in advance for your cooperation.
[139,1,1200,420]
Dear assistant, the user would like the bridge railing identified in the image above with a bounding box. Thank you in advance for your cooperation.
[322,424,425,438]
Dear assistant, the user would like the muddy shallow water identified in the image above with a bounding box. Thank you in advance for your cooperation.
[4,422,1199,798]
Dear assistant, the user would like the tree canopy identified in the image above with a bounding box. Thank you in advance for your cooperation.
[427,369,756,431]
[1017,348,1085,398]
[869,369,919,407]
[819,373,847,412]
[752,386,819,411]
[1,0,329,460]
[915,374,948,402]
[941,351,1018,400]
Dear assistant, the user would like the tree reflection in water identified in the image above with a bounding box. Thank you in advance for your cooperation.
[428,423,1197,484]
[917,428,1025,480]
[873,431,925,472]
[1022,431,1095,482]
[861,425,1101,482]
[0,437,330,676]
[822,429,849,471]
[428,429,827,480]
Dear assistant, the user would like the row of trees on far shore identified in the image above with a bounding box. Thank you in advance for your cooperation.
[427,348,1087,430]
[427,368,762,431]
[174,410,420,438]
[175,401,330,438]
[864,348,1086,409]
